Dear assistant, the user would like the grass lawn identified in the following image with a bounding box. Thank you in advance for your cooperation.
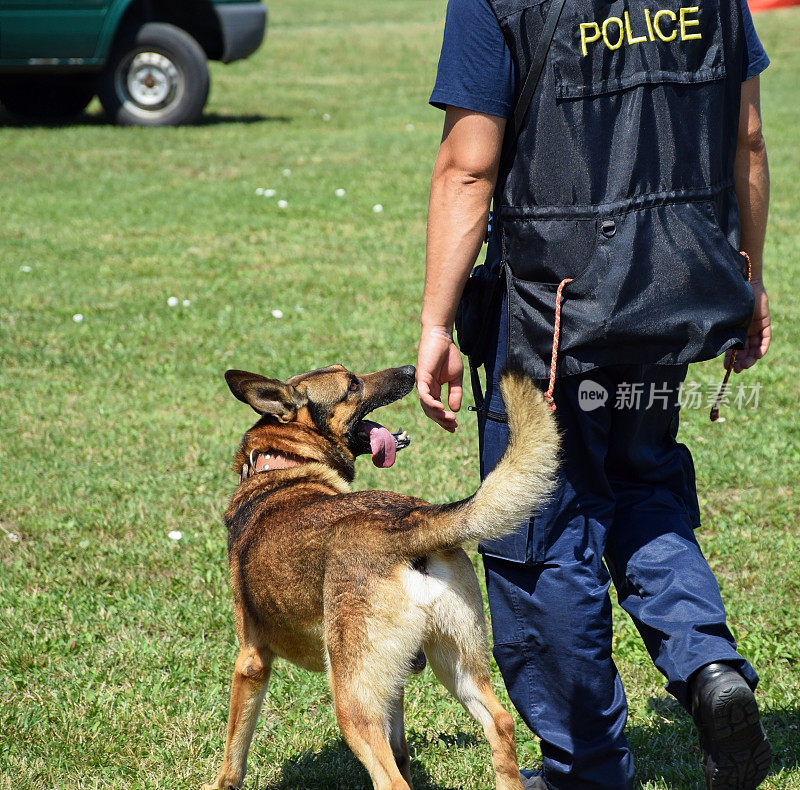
[1,2,798,788]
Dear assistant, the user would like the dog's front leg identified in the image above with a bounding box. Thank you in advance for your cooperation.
[204,645,273,790]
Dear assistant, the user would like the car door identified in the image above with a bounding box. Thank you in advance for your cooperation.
[0,0,109,63]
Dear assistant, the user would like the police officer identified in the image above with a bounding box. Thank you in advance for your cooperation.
[415,0,772,786]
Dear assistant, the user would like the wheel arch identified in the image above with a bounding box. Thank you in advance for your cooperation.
[96,0,224,62]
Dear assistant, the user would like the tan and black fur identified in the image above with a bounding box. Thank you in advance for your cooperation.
[204,362,559,790]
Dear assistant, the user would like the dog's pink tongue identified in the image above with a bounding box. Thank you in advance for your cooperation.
[368,424,397,468]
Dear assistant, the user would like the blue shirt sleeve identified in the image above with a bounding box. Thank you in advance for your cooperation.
[740,0,770,80]
[429,0,516,118]
[430,0,768,118]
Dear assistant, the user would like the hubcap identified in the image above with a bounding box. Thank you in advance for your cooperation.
[118,51,182,115]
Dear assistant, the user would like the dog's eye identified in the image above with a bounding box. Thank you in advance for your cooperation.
[348,381,359,392]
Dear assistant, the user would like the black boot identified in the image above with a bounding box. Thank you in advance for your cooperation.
[690,663,771,789]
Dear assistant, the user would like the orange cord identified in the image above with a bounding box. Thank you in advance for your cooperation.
[710,251,752,422]
[543,278,573,411]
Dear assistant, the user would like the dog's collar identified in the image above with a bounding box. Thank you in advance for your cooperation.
[240,449,304,483]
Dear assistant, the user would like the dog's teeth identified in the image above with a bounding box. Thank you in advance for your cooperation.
[265,454,271,459]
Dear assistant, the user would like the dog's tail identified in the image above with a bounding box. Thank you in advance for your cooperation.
[407,363,559,556]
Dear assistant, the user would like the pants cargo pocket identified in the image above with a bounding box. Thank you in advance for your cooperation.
[478,408,552,565]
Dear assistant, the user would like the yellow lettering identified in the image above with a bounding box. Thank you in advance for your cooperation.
[580,22,602,56]
[580,7,701,52]
[624,11,648,44]
[602,16,625,50]
[643,8,656,41]
[680,6,702,40]
[653,9,677,42]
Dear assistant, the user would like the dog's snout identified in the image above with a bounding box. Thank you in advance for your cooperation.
[399,365,416,379]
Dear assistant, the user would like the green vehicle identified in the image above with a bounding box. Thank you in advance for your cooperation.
[0,0,267,125]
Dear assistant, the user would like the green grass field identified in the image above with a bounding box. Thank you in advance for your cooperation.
[1,2,799,788]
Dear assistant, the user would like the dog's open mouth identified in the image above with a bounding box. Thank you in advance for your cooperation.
[355,421,411,468]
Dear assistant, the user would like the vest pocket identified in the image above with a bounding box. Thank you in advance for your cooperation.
[506,276,586,380]
[478,407,547,564]
[501,196,753,380]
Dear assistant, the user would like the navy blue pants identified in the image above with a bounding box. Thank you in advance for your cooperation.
[478,303,758,789]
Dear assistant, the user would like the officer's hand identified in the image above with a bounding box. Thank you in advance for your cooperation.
[726,280,771,372]
[416,325,463,432]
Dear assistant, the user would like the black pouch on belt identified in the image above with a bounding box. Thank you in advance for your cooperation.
[454,262,505,369]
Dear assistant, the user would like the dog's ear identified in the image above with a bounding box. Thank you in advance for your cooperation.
[225,370,306,422]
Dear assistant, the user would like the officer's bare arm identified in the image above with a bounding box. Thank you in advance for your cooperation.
[731,75,771,371]
[417,107,506,431]
[735,75,769,284]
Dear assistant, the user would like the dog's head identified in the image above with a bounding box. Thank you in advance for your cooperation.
[225,364,416,481]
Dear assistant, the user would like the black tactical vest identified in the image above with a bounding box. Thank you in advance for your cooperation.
[486,0,754,379]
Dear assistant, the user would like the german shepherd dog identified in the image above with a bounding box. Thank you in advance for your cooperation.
[204,363,558,790]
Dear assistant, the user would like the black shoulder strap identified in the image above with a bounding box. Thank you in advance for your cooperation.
[512,0,567,138]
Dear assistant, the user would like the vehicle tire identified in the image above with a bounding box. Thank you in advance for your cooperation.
[97,22,209,127]
[0,75,94,121]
